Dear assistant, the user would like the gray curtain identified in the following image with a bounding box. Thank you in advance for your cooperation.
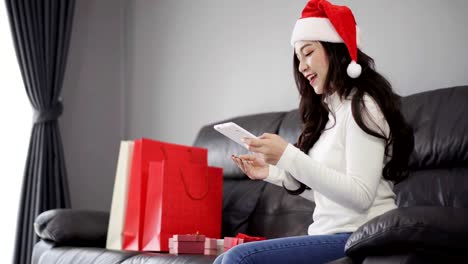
[5,0,76,263]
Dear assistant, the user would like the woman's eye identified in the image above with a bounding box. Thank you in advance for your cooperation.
[305,51,314,56]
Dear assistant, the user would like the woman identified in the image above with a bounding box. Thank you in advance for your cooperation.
[214,0,413,263]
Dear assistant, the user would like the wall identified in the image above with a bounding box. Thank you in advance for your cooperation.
[61,0,125,210]
[125,0,468,147]
[339,0,468,95]
[124,0,303,146]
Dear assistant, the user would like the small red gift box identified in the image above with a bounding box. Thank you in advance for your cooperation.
[223,237,244,251]
[204,238,218,255]
[168,238,175,254]
[217,239,224,254]
[170,234,206,254]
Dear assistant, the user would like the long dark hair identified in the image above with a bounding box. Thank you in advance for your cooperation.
[286,42,414,195]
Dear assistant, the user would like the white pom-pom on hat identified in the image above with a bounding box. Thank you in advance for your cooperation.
[347,61,361,78]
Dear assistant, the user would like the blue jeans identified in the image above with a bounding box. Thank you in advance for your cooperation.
[213,233,351,264]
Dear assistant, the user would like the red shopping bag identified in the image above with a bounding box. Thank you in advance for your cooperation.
[141,160,223,252]
[122,138,208,251]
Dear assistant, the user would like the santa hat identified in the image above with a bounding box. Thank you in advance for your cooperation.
[291,0,362,78]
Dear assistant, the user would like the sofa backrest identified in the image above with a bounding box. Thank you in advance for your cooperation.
[396,86,468,208]
[193,86,468,239]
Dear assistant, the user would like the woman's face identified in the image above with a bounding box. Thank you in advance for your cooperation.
[294,41,329,95]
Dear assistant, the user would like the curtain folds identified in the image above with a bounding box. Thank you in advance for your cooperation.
[5,0,76,263]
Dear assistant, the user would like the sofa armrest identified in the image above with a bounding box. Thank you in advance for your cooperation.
[344,206,468,258]
[34,209,109,247]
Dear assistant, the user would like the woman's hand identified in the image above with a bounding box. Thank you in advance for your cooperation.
[242,133,289,165]
[231,153,269,180]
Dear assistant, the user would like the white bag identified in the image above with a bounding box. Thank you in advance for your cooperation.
[106,140,134,250]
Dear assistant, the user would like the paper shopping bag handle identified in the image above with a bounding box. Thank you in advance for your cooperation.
[178,167,210,200]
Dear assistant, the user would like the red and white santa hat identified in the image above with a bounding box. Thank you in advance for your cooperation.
[291,0,362,78]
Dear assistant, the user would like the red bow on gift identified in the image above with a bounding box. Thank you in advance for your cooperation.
[235,233,267,242]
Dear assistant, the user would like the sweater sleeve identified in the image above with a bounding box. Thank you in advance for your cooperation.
[265,165,315,202]
[275,97,388,212]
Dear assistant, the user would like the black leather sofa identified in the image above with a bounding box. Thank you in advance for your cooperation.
[32,86,468,264]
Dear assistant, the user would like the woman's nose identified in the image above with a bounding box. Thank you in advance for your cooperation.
[299,60,308,73]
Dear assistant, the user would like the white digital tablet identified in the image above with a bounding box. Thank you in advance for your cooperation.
[213,122,257,149]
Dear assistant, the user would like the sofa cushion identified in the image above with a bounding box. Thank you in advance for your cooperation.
[345,206,468,258]
[395,168,468,208]
[221,180,267,237]
[37,246,139,264]
[120,253,216,264]
[247,183,314,238]
[357,254,468,264]
[401,86,468,169]
[32,240,56,264]
[277,109,302,145]
[37,246,214,264]
[34,209,109,247]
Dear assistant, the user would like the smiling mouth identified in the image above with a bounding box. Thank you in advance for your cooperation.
[306,73,317,85]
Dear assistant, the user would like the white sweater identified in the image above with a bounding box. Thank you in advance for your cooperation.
[265,92,397,235]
